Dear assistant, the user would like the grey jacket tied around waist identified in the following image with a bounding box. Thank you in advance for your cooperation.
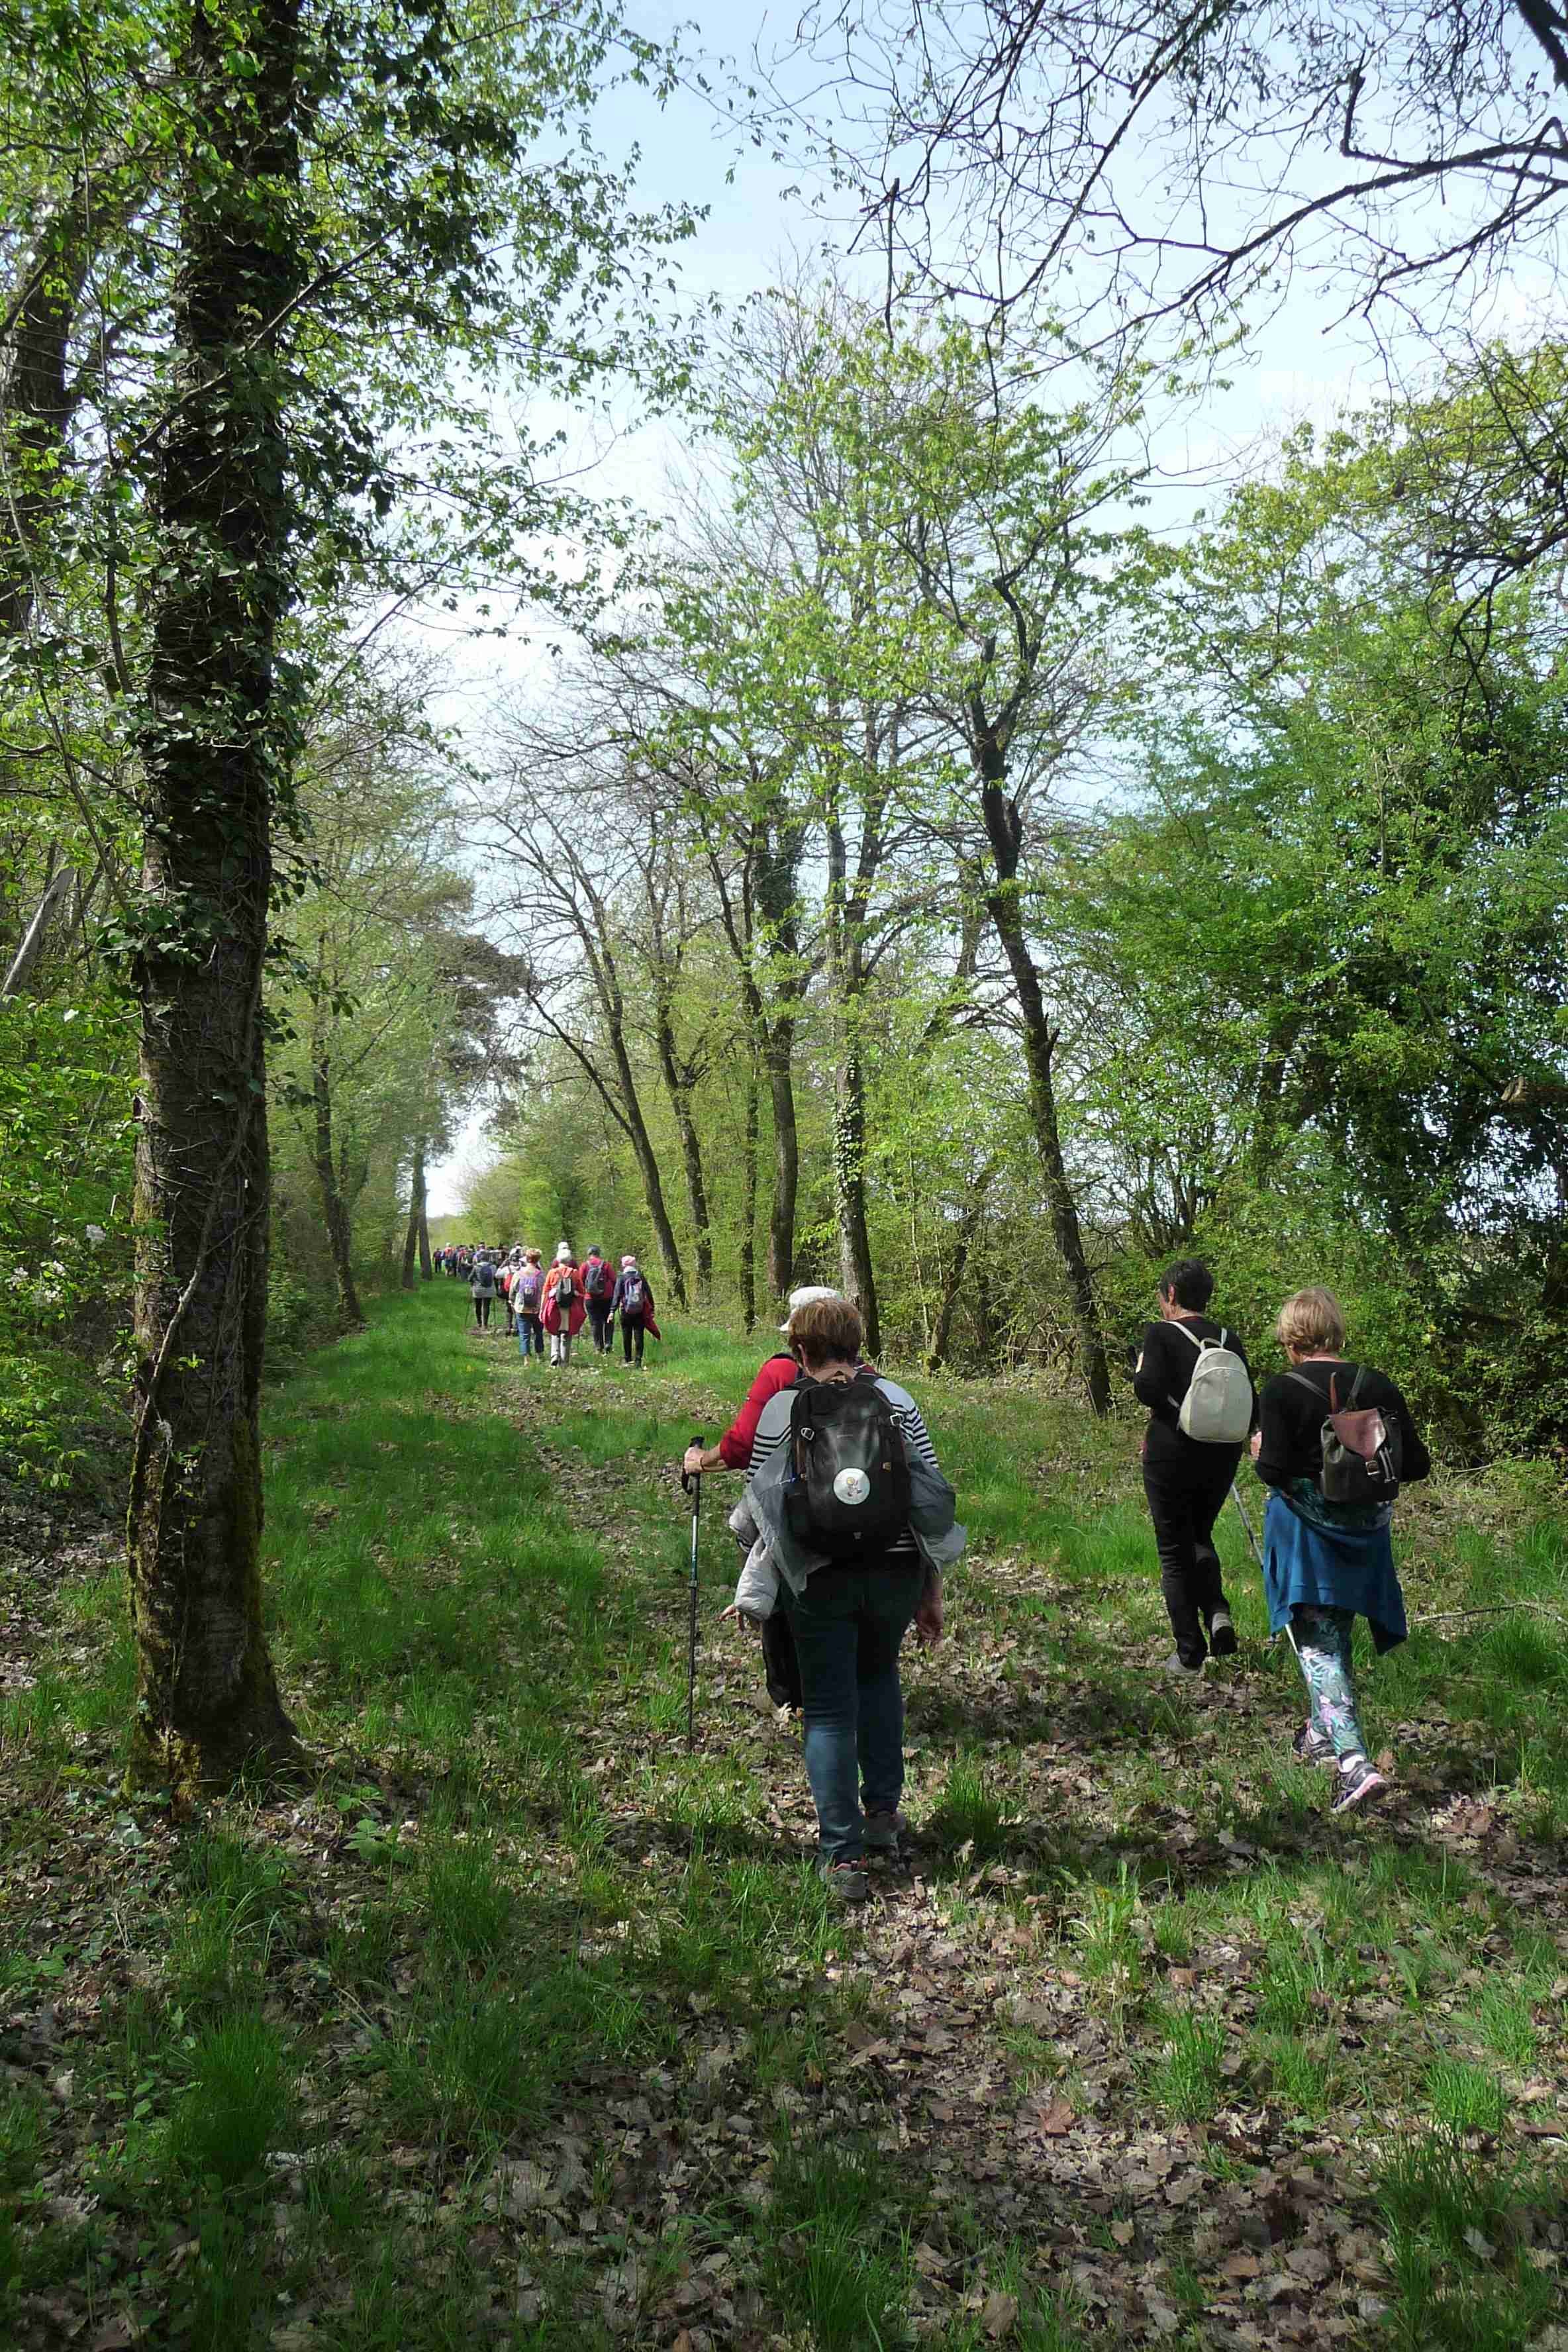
[744,1374,965,1598]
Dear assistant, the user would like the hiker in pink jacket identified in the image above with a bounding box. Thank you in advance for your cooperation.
[541,1242,586,1365]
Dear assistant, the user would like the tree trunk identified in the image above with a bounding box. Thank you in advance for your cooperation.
[401,1134,428,1288]
[709,816,803,1308]
[824,790,882,1357]
[599,1005,689,1309]
[928,1195,985,1371]
[0,172,133,638]
[973,1250,995,1361]
[979,777,1111,1412]
[126,0,303,1787]
[753,821,806,1303]
[652,995,713,1306]
[763,1018,799,1301]
[1,866,71,998]
[312,1052,364,1328]
[739,1049,759,1334]
[833,1040,879,1355]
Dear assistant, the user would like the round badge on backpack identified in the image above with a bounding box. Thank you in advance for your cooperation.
[833,1467,871,1506]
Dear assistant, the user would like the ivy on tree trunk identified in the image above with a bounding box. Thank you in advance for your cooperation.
[126,0,303,1787]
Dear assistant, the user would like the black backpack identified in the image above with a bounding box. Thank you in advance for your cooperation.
[583,1256,613,1300]
[1287,1365,1402,1506]
[784,1370,911,1560]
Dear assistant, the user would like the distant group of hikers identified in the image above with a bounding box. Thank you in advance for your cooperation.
[674,1264,1426,1904]
[436,1241,657,1365]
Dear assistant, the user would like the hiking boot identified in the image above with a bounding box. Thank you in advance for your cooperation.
[817,1857,867,1904]
[1158,1651,1204,1676]
[1293,1722,1336,1769]
[1208,1608,1238,1658]
[862,1806,909,1853]
[1330,1755,1388,1814]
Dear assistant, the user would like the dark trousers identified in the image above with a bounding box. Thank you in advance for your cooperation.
[621,1315,645,1363]
[473,1295,491,1328]
[587,1302,613,1351]
[1142,1442,1238,1667]
[761,1612,803,1710]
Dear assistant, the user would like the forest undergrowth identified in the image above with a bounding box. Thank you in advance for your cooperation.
[3,1286,1567,2351]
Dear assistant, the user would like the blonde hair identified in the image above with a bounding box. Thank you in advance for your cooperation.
[1276,1287,1348,1356]
[787,1295,863,1367]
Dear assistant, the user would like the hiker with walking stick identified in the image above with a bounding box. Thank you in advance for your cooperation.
[729,1296,959,1906]
[681,1285,852,1714]
[1251,1287,1430,1813]
[1132,1259,1255,1675]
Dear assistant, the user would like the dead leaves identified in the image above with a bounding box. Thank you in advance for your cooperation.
[980,2286,1019,2337]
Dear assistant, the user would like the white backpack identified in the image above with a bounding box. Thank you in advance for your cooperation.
[1170,1322,1253,1444]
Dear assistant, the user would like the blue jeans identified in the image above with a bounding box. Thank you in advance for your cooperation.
[517,1315,544,1358]
[781,1563,924,1865]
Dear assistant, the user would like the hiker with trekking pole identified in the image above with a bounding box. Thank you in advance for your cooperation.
[680,1284,852,1715]
[1250,1286,1430,1814]
[1132,1259,1256,1675]
[716,1295,961,1905]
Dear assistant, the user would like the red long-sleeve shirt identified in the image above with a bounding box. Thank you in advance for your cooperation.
[717,1353,799,1469]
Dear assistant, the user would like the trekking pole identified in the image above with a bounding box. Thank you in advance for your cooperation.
[680,1437,703,1752]
[1230,1480,1264,1572]
[1231,1480,1300,1662]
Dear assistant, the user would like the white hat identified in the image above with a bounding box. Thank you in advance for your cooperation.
[779,1284,842,1332]
[556,1241,572,1263]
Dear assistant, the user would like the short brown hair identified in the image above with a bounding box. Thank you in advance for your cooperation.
[787,1295,863,1367]
[1276,1287,1347,1355]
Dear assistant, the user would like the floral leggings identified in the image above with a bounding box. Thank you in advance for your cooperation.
[1290,1604,1368,1760]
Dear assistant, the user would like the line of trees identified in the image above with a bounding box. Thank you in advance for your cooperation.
[470,295,1568,1455]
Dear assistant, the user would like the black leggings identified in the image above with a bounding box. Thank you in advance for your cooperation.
[1142,1444,1238,1665]
[622,1315,645,1363]
[473,1295,491,1328]
[587,1302,613,1351]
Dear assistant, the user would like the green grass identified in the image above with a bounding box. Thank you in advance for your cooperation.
[3,1281,1566,2346]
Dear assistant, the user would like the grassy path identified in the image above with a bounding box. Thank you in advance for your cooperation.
[3,1284,1567,2350]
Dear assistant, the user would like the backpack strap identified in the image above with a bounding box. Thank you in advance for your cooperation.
[1170,1321,1207,1352]
[1285,1370,1331,1406]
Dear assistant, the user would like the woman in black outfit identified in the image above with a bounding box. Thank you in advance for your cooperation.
[1133,1259,1253,1673]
